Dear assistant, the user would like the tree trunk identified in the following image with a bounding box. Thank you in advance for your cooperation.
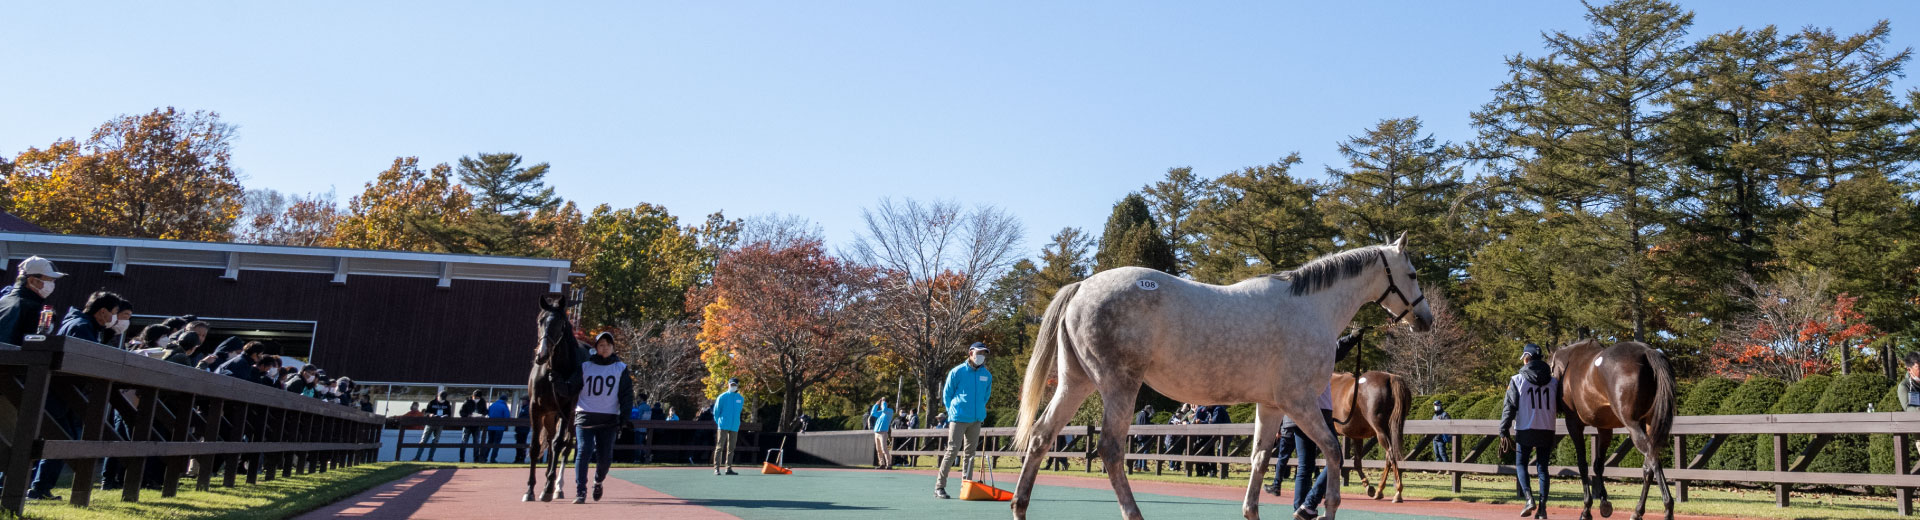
[780,382,801,433]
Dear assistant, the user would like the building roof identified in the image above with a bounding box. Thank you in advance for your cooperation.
[0,232,571,291]
[0,212,51,233]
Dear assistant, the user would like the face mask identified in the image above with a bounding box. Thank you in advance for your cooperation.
[33,281,53,298]
[111,319,130,335]
[103,315,119,329]
[971,354,986,365]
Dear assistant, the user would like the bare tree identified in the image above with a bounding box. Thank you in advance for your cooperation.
[851,198,1023,419]
[1382,292,1475,395]
[618,320,707,408]
[234,188,340,246]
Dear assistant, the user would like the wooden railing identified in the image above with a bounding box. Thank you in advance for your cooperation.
[826,412,1920,516]
[384,416,779,466]
[0,335,386,515]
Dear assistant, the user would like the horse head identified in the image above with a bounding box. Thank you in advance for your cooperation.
[534,296,574,366]
[1378,233,1434,332]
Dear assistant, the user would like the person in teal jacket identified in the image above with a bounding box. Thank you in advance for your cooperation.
[934,342,993,498]
[870,397,895,469]
[712,378,745,475]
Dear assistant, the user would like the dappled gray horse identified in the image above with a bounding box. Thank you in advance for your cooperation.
[1011,236,1435,520]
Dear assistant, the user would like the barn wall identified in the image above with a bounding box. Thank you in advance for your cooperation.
[14,260,544,385]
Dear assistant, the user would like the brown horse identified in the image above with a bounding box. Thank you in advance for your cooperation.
[1551,340,1676,520]
[524,297,585,502]
[1330,371,1411,503]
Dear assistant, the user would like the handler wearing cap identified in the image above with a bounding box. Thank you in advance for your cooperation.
[1499,343,1559,519]
[712,377,745,475]
[934,342,994,499]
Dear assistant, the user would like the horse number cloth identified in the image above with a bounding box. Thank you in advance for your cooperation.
[575,360,628,415]
[1509,373,1559,431]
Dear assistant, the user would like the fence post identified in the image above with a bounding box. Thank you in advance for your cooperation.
[1085,425,1095,473]
[1,352,52,516]
[1897,433,1912,516]
[1673,434,1687,502]
[393,419,406,462]
[1449,434,1462,493]
[1772,434,1787,508]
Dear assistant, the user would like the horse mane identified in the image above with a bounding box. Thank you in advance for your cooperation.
[1267,245,1386,297]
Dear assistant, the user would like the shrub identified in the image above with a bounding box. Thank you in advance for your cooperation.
[1709,376,1786,471]
[1229,403,1258,424]
[1806,373,1890,474]
[1678,377,1739,416]
[1459,391,1512,464]
[1754,374,1831,472]
[1868,386,1909,493]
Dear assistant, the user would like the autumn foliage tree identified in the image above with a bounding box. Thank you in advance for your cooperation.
[235,189,341,246]
[700,238,881,432]
[6,107,244,240]
[330,157,472,251]
[1712,272,1881,381]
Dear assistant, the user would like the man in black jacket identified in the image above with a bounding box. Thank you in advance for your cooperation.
[416,392,455,461]
[217,342,268,383]
[0,256,64,346]
[1499,343,1560,519]
[460,391,485,463]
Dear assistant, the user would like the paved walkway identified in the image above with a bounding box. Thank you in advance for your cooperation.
[299,466,1737,520]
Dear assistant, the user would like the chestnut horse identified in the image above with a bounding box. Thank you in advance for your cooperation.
[1330,370,1410,503]
[524,297,585,502]
[1551,340,1676,520]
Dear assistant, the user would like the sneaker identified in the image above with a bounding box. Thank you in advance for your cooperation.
[714,469,722,476]
[724,469,738,475]
[934,488,951,499]
[1520,501,1538,517]
[593,483,603,501]
[27,494,62,501]
[1263,485,1280,496]
[572,496,585,504]
[1293,507,1319,520]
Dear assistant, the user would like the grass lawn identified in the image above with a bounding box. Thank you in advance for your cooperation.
[887,457,1908,520]
[16,462,448,520]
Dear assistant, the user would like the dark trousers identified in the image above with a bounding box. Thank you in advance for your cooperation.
[460,428,481,462]
[1433,436,1450,462]
[484,430,505,462]
[1514,429,1554,504]
[1293,410,1335,512]
[28,399,79,498]
[512,428,528,463]
[1265,426,1298,489]
[574,426,616,495]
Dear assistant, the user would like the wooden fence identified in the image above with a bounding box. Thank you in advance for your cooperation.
[384,416,783,467]
[0,335,386,515]
[818,412,1920,515]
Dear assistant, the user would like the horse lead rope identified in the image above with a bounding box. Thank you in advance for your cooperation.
[1372,250,1424,324]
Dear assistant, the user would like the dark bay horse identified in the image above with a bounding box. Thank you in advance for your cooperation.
[524,297,585,502]
[1330,370,1411,502]
[1552,340,1676,520]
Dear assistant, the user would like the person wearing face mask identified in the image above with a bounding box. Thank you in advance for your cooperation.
[1431,400,1453,462]
[57,290,125,344]
[98,299,134,348]
[217,342,269,383]
[933,342,994,499]
[711,377,745,475]
[0,256,64,346]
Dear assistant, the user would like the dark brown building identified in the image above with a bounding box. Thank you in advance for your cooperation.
[0,231,571,404]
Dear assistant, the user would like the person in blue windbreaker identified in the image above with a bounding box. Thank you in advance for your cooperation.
[870,397,895,469]
[712,378,745,475]
[933,342,993,499]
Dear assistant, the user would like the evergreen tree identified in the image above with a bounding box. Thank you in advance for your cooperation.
[1142,167,1208,277]
[1321,116,1469,293]
[1095,193,1177,274]
[1190,154,1335,284]
[418,152,562,256]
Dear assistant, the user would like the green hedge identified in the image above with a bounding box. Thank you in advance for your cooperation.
[1806,373,1891,474]
[1869,386,1910,493]
[1710,376,1786,471]
[1678,377,1739,416]
[1229,403,1257,424]
[1459,391,1509,464]
[1756,374,1833,472]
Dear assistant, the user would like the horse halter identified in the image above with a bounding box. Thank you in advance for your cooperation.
[1372,250,1424,324]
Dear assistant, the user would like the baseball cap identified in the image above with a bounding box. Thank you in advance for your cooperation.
[594,332,615,344]
[968,342,989,352]
[18,256,65,279]
[1521,343,1542,359]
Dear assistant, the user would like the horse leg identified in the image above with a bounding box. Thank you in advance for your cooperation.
[1387,435,1405,503]
[524,418,544,502]
[1568,420,1591,520]
[1095,386,1145,520]
[1352,437,1378,499]
[1242,404,1284,520]
[1623,423,1672,520]
[1011,376,1093,520]
[1593,427,1613,518]
[541,424,560,502]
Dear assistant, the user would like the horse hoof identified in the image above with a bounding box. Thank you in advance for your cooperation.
[1366,485,1378,498]
[1392,496,1403,504]
[1579,512,1592,520]
[522,493,533,502]
[1599,501,1612,518]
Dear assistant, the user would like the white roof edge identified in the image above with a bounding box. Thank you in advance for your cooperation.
[0,232,571,269]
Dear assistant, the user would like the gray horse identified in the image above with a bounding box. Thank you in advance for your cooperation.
[1011,236,1434,520]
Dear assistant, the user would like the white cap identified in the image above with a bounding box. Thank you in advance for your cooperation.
[17,256,65,279]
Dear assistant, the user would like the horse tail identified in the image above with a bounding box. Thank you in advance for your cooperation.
[1644,347,1677,441]
[1387,373,1410,460]
[1014,282,1080,451]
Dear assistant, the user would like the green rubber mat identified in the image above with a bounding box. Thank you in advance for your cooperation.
[612,468,1464,519]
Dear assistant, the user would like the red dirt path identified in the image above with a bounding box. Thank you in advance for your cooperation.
[297,466,1741,520]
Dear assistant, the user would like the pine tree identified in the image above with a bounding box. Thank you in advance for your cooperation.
[417,152,562,256]
[1321,116,1469,293]
[1142,167,1208,277]
[1190,154,1335,284]
[1095,193,1177,274]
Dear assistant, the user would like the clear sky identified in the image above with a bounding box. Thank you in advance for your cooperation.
[3,2,1914,256]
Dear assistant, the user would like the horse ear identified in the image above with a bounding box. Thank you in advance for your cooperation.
[1392,231,1407,247]
[539,297,559,313]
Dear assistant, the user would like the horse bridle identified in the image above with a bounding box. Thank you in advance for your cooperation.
[1372,250,1424,324]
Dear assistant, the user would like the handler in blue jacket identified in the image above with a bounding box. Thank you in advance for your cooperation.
[933,342,993,499]
[712,378,745,475]
[870,397,895,469]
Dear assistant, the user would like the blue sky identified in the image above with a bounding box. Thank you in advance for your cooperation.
[3,2,1914,256]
